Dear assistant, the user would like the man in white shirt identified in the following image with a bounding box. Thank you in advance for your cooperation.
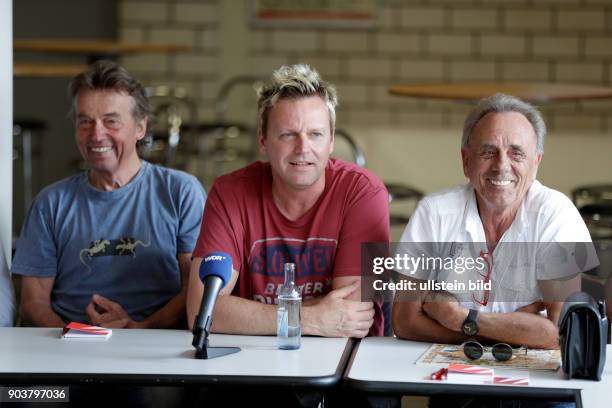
[392,93,597,349]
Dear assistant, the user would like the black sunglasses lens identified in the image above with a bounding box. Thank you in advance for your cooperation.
[463,342,483,360]
[492,344,513,361]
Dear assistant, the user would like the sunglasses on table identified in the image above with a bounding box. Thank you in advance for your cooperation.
[462,340,527,362]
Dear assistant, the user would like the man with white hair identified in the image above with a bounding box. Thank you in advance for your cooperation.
[187,64,389,338]
[393,93,597,350]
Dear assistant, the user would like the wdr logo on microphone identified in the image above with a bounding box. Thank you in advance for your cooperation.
[205,255,226,262]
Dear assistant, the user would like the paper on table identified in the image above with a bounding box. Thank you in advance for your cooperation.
[493,371,530,386]
[447,364,494,384]
[61,322,112,340]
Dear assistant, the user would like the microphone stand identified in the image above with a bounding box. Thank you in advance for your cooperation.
[193,316,241,360]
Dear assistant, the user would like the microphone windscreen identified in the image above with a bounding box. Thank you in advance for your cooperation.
[200,252,233,288]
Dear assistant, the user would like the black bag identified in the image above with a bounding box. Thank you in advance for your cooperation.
[558,291,608,381]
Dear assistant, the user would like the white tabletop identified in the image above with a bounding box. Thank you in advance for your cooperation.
[0,328,353,387]
[345,337,610,407]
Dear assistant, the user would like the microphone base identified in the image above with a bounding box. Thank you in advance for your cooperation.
[195,346,241,360]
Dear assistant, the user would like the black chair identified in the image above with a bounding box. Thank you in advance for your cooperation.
[144,85,198,169]
[572,184,612,209]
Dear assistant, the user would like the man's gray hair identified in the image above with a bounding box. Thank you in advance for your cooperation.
[462,93,546,154]
[257,64,338,135]
[68,60,153,148]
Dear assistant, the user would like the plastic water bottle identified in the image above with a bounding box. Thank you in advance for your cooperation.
[277,262,301,350]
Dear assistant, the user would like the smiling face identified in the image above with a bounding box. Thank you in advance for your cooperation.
[258,95,334,194]
[461,111,542,213]
[75,89,146,183]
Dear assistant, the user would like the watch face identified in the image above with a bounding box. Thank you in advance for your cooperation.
[463,321,478,336]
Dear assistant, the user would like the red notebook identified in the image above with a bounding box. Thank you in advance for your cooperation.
[61,322,112,340]
[447,364,494,384]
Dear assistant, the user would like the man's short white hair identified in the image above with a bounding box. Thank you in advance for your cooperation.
[462,93,546,154]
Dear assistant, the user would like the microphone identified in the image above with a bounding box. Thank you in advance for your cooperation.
[192,252,240,359]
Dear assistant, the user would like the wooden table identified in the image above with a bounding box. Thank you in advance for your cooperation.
[13,62,87,77]
[14,39,189,58]
[389,82,612,104]
[14,39,191,76]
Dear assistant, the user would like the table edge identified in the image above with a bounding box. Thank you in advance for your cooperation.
[0,338,356,388]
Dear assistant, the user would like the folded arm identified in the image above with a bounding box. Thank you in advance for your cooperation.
[392,276,577,349]
[392,277,465,343]
[187,258,374,338]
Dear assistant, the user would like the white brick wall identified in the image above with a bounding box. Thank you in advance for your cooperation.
[117,0,612,132]
[533,36,580,57]
[174,3,219,25]
[502,62,550,81]
[555,62,604,83]
[451,9,498,30]
[584,37,612,57]
[375,33,420,54]
[120,2,168,23]
[450,61,497,81]
[298,56,342,77]
[272,30,318,52]
[347,58,392,79]
[400,7,446,29]
[399,59,445,81]
[149,27,195,47]
[557,10,606,32]
[120,54,169,74]
[174,54,218,76]
[504,10,552,31]
[480,34,526,56]
[336,83,370,105]
[427,34,473,56]
[324,32,370,53]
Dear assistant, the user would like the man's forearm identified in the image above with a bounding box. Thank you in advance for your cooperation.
[209,296,337,336]
[134,291,187,329]
[478,312,559,349]
[210,295,277,335]
[20,303,65,328]
[394,305,465,343]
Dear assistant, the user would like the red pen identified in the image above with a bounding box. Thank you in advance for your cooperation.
[430,367,448,380]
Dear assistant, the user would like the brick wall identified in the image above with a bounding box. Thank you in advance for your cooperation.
[118,0,612,132]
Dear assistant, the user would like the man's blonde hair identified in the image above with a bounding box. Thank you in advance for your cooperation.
[257,64,338,136]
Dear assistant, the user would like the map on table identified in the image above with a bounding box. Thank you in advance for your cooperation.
[416,343,560,371]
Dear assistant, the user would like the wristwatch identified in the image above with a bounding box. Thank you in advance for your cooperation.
[462,309,479,336]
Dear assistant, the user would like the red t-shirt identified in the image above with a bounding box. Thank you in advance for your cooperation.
[193,159,389,336]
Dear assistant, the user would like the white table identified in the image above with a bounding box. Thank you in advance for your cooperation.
[0,328,353,388]
[345,337,610,407]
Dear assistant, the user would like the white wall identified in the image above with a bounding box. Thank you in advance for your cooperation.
[1,0,15,326]
[1,0,12,257]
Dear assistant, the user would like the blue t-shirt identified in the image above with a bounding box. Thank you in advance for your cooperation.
[12,161,206,323]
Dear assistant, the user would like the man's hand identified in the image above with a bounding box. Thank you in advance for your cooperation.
[85,294,143,329]
[422,291,468,332]
[304,281,374,338]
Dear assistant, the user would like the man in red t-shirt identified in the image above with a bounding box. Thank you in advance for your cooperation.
[187,64,389,337]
